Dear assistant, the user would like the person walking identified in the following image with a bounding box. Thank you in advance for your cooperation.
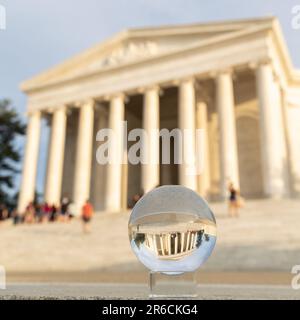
[228,182,240,218]
[41,202,51,222]
[81,200,94,234]
[24,202,35,223]
[34,203,43,223]
[0,204,8,224]
[60,197,70,222]
[131,189,144,208]
[49,204,58,222]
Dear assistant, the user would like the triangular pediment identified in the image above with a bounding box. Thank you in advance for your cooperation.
[21,17,277,92]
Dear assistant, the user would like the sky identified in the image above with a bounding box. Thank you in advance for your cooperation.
[1,0,300,196]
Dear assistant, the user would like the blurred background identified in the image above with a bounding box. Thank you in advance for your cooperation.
[0,0,300,293]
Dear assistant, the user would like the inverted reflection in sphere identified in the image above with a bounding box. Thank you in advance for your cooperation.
[128,185,217,275]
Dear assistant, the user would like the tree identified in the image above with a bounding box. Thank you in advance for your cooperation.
[0,99,26,208]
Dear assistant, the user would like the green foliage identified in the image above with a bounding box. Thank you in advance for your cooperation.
[0,99,26,208]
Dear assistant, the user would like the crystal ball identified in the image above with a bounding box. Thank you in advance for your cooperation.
[128,185,217,275]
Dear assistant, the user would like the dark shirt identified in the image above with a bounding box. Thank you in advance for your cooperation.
[229,188,237,201]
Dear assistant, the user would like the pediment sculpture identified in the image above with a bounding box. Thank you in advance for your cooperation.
[101,41,158,67]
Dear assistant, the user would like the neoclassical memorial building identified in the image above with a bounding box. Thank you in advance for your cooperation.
[18,17,300,213]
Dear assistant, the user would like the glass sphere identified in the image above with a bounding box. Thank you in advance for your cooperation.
[128,185,217,275]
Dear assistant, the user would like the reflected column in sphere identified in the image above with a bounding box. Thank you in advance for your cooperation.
[128,185,217,275]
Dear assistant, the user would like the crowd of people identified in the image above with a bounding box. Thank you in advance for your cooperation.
[21,198,71,224]
[1,183,242,230]
[0,197,94,233]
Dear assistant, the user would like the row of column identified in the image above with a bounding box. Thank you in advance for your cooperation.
[17,62,288,213]
[145,232,198,257]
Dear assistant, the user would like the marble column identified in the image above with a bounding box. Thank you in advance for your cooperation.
[186,231,191,251]
[216,70,240,198]
[153,235,158,255]
[142,87,160,193]
[44,107,67,205]
[174,234,178,254]
[196,100,211,197]
[190,232,195,250]
[17,111,41,213]
[73,100,94,211]
[159,235,165,255]
[167,234,172,255]
[193,232,198,248]
[256,62,288,197]
[106,95,125,212]
[178,79,197,191]
[180,232,185,253]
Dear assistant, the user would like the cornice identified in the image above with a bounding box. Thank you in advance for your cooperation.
[20,25,273,94]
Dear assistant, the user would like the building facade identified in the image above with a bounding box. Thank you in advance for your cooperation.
[18,17,300,213]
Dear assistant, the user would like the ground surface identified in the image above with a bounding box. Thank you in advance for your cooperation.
[0,283,300,300]
[0,199,299,299]
[0,199,299,273]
